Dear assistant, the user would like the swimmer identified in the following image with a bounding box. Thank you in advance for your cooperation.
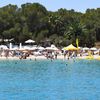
[15,62,17,64]
[35,58,37,61]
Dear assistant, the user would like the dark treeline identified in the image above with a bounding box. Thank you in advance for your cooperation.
[0,3,100,47]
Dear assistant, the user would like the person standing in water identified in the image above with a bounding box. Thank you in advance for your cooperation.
[55,52,58,59]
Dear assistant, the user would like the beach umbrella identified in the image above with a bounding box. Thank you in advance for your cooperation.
[45,47,52,50]
[90,47,97,51]
[29,47,37,50]
[51,44,56,48]
[45,47,59,51]
[23,46,31,50]
[25,39,35,43]
[52,47,59,51]
[0,45,8,49]
[63,44,78,51]
[23,46,37,50]
[37,46,45,50]
[83,47,89,50]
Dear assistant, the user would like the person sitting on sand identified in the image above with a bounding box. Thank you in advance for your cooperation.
[5,49,9,58]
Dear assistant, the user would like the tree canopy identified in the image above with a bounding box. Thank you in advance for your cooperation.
[0,3,100,47]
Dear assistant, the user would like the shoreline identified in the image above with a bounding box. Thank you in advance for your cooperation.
[0,55,100,60]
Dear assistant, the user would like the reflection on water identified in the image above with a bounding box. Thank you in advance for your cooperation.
[0,59,100,100]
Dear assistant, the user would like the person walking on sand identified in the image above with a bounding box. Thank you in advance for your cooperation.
[64,51,66,60]
[55,51,58,59]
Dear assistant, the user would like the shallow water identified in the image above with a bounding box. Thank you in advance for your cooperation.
[0,59,100,100]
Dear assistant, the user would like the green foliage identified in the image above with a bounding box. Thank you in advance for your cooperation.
[0,3,99,47]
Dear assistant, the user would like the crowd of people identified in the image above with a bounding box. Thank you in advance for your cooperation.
[0,45,100,60]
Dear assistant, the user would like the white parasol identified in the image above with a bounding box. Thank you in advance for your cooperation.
[25,39,35,43]
[0,45,8,49]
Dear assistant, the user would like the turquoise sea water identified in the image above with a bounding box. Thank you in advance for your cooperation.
[0,59,100,100]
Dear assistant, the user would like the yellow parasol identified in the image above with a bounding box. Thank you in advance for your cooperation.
[63,44,79,51]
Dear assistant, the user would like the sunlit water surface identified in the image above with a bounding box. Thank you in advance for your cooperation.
[0,59,100,100]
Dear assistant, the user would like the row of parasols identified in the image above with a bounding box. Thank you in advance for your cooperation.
[0,44,59,51]
[0,43,99,51]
